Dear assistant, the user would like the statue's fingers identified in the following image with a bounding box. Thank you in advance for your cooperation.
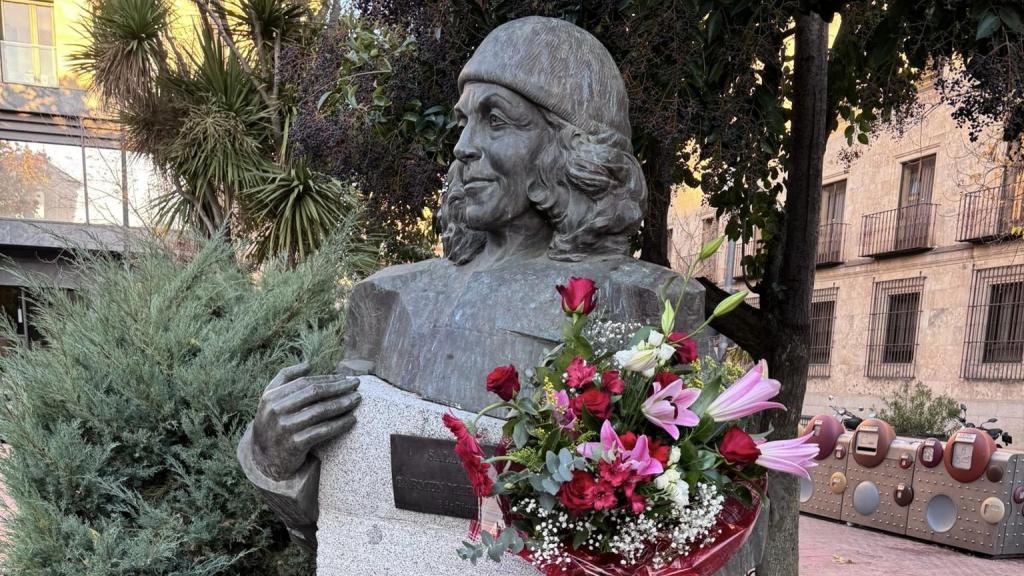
[265,362,310,392]
[294,414,357,450]
[276,377,360,413]
[283,392,362,430]
[264,374,347,403]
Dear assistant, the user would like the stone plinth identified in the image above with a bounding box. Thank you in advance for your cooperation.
[315,376,536,575]
[315,376,765,575]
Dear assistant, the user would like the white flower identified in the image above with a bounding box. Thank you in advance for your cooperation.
[671,480,690,509]
[614,330,676,377]
[654,468,681,490]
[668,446,681,466]
[614,347,660,377]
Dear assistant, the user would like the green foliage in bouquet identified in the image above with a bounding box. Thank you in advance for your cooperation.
[0,223,376,575]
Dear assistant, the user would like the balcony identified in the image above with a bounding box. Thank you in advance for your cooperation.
[859,203,938,258]
[956,187,1024,243]
[816,222,848,266]
[0,41,58,87]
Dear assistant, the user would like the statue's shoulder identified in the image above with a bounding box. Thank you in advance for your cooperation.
[355,258,455,291]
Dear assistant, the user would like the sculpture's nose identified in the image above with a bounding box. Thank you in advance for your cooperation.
[453,123,481,163]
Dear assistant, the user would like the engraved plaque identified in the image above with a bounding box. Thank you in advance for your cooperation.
[390,434,492,519]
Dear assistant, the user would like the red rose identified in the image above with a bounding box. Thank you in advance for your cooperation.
[442,414,494,497]
[591,480,618,510]
[558,470,597,513]
[556,277,597,315]
[486,365,520,401]
[601,370,625,394]
[570,387,612,420]
[654,371,681,388]
[719,427,761,466]
[566,356,597,389]
[669,332,698,364]
[649,440,671,467]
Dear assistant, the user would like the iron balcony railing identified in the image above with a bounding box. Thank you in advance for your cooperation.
[816,222,848,266]
[0,40,58,87]
[956,186,1024,243]
[859,203,938,258]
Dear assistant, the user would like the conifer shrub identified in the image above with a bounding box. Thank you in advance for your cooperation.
[0,223,376,575]
[878,381,960,438]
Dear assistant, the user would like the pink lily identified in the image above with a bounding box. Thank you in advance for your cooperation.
[553,390,576,430]
[578,420,663,476]
[642,377,700,440]
[705,360,785,422]
[754,433,820,480]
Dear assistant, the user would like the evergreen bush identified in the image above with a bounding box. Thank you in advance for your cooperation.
[878,381,960,438]
[0,221,376,575]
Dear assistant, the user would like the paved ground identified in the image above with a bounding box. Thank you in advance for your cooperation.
[799,515,1024,575]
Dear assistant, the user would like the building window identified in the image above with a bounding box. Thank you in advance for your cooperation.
[866,277,925,378]
[1,0,57,87]
[808,287,838,378]
[899,154,936,206]
[961,265,1024,380]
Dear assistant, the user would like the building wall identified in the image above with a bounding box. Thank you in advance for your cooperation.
[668,88,1024,441]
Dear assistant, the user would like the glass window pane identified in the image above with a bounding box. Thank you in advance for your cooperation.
[33,5,52,45]
[84,146,125,226]
[125,152,167,227]
[0,139,85,222]
[2,2,31,43]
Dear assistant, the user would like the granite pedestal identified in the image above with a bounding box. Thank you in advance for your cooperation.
[315,376,766,575]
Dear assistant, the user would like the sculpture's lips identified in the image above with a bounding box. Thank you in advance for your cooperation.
[463,178,495,194]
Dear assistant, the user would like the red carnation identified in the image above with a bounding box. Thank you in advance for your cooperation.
[628,492,647,514]
[649,439,671,467]
[558,470,597,513]
[570,387,612,420]
[601,370,625,394]
[598,459,635,488]
[719,427,762,467]
[669,331,698,364]
[442,414,494,497]
[486,365,520,401]
[591,480,618,511]
[556,277,597,315]
[566,356,597,389]
[619,431,637,450]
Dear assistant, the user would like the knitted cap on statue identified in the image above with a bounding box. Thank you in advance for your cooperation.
[458,16,632,151]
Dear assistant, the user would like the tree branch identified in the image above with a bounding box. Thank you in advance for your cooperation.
[696,276,768,360]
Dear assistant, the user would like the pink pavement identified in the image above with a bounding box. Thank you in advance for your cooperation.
[799,515,1024,575]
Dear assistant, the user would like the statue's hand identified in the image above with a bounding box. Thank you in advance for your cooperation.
[251,363,361,480]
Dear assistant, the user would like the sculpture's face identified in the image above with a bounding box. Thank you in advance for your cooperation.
[453,82,554,231]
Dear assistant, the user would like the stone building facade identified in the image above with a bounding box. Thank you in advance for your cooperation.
[0,0,161,349]
[669,87,1024,441]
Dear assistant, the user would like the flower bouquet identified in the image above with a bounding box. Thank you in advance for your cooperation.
[443,240,818,575]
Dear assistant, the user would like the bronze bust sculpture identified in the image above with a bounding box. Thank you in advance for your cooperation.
[237,16,703,551]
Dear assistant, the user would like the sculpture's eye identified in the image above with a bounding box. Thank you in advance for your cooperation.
[488,112,508,129]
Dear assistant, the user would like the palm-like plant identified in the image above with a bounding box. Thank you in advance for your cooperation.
[245,160,359,266]
[74,0,363,267]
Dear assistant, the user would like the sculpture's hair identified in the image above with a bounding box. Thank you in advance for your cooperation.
[440,110,646,265]
[437,163,487,264]
[530,110,647,261]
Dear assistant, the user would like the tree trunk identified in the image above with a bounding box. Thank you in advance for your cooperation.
[756,11,829,576]
[640,142,672,267]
